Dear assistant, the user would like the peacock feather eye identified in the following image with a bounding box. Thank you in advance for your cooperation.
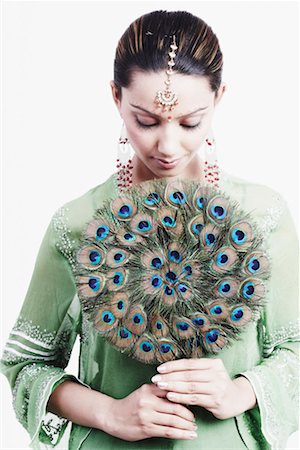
[106,268,127,291]
[96,225,109,240]
[201,223,221,251]
[168,250,182,263]
[173,317,195,339]
[144,192,161,207]
[176,283,192,301]
[207,195,230,225]
[132,313,144,325]
[163,215,175,227]
[151,275,163,288]
[137,220,151,232]
[178,283,187,293]
[229,221,252,250]
[118,327,132,339]
[125,306,147,334]
[206,302,229,320]
[151,257,164,269]
[205,329,220,343]
[131,213,156,235]
[124,232,136,242]
[160,343,172,353]
[77,245,105,270]
[87,276,99,292]
[210,304,223,315]
[85,219,113,242]
[165,271,178,283]
[156,321,163,330]
[89,250,101,264]
[168,190,187,205]
[230,307,244,321]
[76,273,105,299]
[182,264,192,278]
[176,321,189,331]
[192,185,212,211]
[88,277,100,291]
[214,277,239,298]
[139,340,154,352]
[101,311,115,324]
[106,248,130,268]
[227,304,252,326]
[196,196,207,209]
[239,278,265,301]
[192,317,205,327]
[111,196,137,220]
[248,257,260,272]
[241,281,255,299]
[243,251,270,277]
[188,213,204,240]
[205,233,216,245]
[212,247,238,273]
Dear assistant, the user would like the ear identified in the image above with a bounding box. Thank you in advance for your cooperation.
[214,83,226,106]
[110,81,122,112]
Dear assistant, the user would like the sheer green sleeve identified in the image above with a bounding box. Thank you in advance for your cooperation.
[236,195,299,450]
[0,208,88,449]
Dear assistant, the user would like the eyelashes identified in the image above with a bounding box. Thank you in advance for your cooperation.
[134,118,202,132]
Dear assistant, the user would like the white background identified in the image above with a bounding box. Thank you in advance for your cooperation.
[1,0,299,449]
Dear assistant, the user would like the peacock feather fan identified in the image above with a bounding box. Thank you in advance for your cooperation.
[75,178,270,364]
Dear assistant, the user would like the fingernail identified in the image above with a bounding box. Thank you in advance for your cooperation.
[193,424,198,430]
[157,365,167,373]
[157,381,168,388]
[151,375,161,383]
[189,432,198,439]
[167,393,176,400]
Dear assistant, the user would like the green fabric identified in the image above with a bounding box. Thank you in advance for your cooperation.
[1,170,299,450]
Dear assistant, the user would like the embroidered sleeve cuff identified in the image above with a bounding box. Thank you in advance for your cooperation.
[11,364,89,449]
[238,348,299,450]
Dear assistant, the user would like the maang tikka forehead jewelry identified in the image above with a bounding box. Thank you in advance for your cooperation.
[155,35,179,113]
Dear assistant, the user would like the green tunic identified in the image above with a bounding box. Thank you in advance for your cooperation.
[1,170,299,450]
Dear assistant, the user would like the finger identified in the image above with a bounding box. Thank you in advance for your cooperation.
[155,398,195,423]
[152,370,211,384]
[166,392,215,408]
[152,411,197,432]
[150,384,168,398]
[157,357,223,374]
[148,424,198,441]
[156,380,213,395]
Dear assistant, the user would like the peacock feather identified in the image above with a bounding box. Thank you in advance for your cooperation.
[75,178,270,364]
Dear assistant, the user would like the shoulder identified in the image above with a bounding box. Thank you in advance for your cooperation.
[51,173,118,244]
[220,170,286,233]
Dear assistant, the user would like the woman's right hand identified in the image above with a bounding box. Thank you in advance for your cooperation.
[101,383,198,441]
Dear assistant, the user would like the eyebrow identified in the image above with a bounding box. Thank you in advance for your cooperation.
[130,103,208,119]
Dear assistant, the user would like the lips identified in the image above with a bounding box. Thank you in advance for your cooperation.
[154,158,181,169]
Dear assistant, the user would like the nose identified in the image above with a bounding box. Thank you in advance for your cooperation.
[156,125,181,160]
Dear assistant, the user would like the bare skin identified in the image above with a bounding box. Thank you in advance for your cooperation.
[48,382,198,441]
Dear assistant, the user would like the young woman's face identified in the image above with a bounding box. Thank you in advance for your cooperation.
[111,71,225,183]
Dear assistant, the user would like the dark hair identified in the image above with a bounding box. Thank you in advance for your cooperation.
[113,10,223,98]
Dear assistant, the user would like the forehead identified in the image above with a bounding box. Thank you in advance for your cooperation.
[122,71,215,114]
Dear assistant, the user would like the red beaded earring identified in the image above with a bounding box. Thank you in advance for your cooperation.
[204,132,220,188]
[116,122,133,192]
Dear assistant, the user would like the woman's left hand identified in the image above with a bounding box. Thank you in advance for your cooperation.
[151,358,256,420]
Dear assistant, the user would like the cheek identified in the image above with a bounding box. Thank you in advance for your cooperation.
[126,124,154,152]
[183,128,207,151]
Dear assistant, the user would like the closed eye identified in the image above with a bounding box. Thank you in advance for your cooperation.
[135,118,201,131]
[181,123,201,129]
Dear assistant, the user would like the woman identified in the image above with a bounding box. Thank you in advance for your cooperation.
[1,9,298,450]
